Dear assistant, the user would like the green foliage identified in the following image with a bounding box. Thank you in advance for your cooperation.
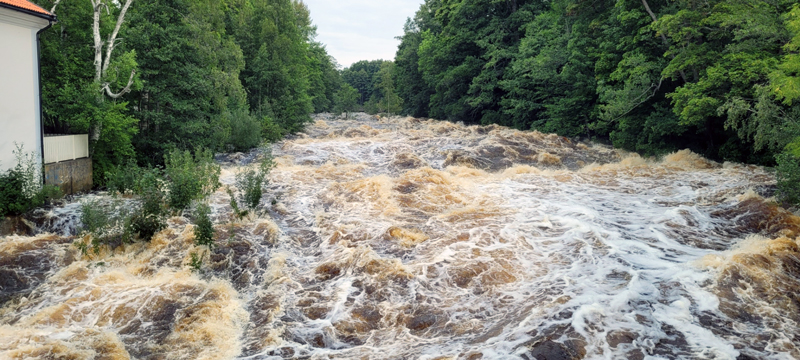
[79,173,165,253]
[0,170,30,217]
[307,42,343,113]
[189,251,204,271]
[342,60,388,106]
[37,0,339,178]
[228,0,316,136]
[374,62,403,116]
[776,152,800,206]
[78,200,126,254]
[163,148,221,211]
[128,181,168,241]
[772,5,800,105]
[234,153,276,211]
[228,109,263,152]
[340,60,403,116]
[36,0,140,186]
[334,84,360,117]
[77,195,165,255]
[80,146,225,254]
[105,159,142,194]
[0,145,63,217]
[395,17,433,117]
[262,116,286,143]
[390,0,800,164]
[125,0,247,165]
[227,186,249,220]
[193,203,216,248]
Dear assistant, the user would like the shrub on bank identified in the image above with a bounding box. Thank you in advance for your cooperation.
[262,116,285,143]
[228,109,262,152]
[105,159,141,195]
[164,148,221,212]
[0,145,63,217]
[81,148,221,254]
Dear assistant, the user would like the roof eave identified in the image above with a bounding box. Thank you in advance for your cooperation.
[0,3,56,23]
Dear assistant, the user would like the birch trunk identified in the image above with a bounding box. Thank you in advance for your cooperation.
[88,0,136,141]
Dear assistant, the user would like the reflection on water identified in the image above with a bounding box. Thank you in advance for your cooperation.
[1,114,799,359]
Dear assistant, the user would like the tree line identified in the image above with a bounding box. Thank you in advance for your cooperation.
[29,0,800,205]
[389,1,800,162]
[36,0,342,184]
[385,0,800,204]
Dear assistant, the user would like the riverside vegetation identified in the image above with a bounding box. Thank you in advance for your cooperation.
[36,0,342,182]
[27,0,800,207]
[0,145,63,217]
[77,147,275,268]
[380,0,800,208]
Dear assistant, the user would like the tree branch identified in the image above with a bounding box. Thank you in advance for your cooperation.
[640,0,688,83]
[102,0,134,78]
[91,0,103,82]
[609,78,664,123]
[49,0,62,14]
[103,69,136,99]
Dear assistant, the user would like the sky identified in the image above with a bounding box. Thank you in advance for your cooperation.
[302,0,424,68]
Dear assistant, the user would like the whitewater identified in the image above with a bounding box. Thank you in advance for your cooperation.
[1,114,799,359]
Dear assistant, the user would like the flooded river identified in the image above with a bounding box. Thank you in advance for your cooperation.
[1,114,799,359]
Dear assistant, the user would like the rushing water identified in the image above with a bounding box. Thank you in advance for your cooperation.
[2,114,800,359]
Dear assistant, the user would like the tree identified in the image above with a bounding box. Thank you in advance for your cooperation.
[342,60,388,105]
[125,0,248,165]
[374,62,403,116]
[307,42,342,113]
[228,0,315,135]
[38,0,140,184]
[395,17,433,117]
[334,84,359,118]
[51,0,138,140]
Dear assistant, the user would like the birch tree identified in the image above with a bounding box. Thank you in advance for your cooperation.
[50,0,137,141]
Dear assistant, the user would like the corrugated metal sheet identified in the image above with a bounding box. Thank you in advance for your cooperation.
[44,134,89,164]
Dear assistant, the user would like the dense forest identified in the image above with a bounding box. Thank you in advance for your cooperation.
[388,0,800,174]
[28,0,800,205]
[35,0,341,183]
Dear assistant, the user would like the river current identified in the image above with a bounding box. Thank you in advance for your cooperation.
[1,114,799,359]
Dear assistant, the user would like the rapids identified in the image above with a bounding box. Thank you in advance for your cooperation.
[2,114,800,359]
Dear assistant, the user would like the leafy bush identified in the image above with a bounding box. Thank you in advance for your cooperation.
[234,152,276,211]
[105,158,142,194]
[262,116,285,143]
[193,203,215,248]
[776,152,800,206]
[228,110,262,152]
[78,199,133,255]
[128,181,167,241]
[0,144,63,217]
[164,148,221,211]
[0,170,30,217]
[227,186,249,220]
[76,168,168,254]
[189,252,204,271]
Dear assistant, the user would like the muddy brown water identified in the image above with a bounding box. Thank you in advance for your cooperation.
[1,114,799,359]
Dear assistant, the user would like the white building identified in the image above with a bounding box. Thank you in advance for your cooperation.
[0,0,55,173]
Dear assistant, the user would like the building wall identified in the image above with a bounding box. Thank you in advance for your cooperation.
[0,7,50,173]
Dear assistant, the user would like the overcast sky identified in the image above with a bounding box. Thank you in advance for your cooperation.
[302,0,424,68]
